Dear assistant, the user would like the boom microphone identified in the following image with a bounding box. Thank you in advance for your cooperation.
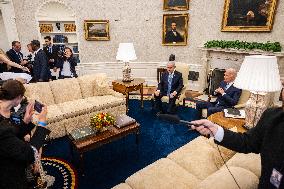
[157,114,201,126]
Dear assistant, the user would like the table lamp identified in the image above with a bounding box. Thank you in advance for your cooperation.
[116,43,137,82]
[234,55,281,129]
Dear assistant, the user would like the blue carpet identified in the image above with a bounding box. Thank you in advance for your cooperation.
[43,99,200,189]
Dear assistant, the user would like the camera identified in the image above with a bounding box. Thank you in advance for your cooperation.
[11,97,29,125]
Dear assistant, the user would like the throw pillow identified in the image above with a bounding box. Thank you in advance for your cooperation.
[93,74,112,96]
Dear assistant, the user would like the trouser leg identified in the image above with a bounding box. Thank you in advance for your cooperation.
[167,96,177,113]
[154,94,163,111]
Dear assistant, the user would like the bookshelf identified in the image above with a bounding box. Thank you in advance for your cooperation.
[38,20,79,62]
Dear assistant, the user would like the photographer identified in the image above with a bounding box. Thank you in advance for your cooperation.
[54,47,78,79]
[0,79,50,189]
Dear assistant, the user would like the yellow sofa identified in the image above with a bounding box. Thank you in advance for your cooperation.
[24,73,126,139]
[112,136,261,189]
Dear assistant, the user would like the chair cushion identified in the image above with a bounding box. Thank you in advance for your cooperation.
[24,83,55,105]
[236,90,250,106]
[167,136,221,180]
[57,95,125,118]
[46,104,65,123]
[225,153,261,178]
[49,78,82,103]
[207,127,237,167]
[125,158,200,189]
[197,166,259,189]
[112,183,132,189]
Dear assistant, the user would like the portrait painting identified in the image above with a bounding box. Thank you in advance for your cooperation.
[162,14,189,46]
[84,20,110,41]
[163,0,189,11]
[221,0,278,32]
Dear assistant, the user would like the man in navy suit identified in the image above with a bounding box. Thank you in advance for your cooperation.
[6,41,28,73]
[30,40,51,82]
[196,68,242,116]
[154,61,184,114]
[43,36,60,69]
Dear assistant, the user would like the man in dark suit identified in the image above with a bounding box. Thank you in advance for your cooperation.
[43,36,59,69]
[196,68,242,116]
[31,40,51,82]
[165,22,184,44]
[6,41,28,73]
[154,61,184,114]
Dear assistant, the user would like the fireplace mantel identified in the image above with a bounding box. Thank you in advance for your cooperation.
[198,47,284,92]
[199,47,284,57]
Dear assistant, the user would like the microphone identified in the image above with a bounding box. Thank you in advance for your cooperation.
[157,114,202,126]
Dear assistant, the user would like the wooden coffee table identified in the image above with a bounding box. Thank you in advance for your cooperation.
[208,112,247,133]
[69,122,140,175]
[112,78,145,113]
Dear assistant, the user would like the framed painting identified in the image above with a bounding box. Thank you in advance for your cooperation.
[84,20,110,41]
[162,14,189,46]
[163,0,189,11]
[221,0,278,32]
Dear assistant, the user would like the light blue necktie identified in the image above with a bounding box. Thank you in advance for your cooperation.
[225,83,230,91]
[167,74,173,96]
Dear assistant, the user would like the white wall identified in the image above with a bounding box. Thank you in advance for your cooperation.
[0,10,9,51]
[10,0,284,64]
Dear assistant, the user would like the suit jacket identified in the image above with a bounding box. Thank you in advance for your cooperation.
[6,49,23,73]
[55,56,78,77]
[158,70,184,96]
[217,108,284,189]
[33,49,50,82]
[215,81,242,108]
[165,30,184,43]
[43,45,60,68]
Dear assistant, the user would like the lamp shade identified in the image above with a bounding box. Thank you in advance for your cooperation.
[234,55,281,92]
[116,43,137,61]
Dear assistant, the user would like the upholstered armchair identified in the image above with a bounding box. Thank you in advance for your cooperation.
[160,62,190,105]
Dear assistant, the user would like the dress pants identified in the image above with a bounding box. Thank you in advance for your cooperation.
[196,101,224,117]
[154,93,178,114]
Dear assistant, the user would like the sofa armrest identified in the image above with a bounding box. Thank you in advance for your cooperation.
[109,89,124,98]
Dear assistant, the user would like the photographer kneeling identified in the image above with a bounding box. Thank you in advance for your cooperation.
[0,79,50,189]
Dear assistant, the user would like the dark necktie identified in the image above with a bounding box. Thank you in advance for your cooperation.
[49,47,52,53]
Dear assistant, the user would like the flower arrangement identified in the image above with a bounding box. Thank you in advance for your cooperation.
[90,112,115,132]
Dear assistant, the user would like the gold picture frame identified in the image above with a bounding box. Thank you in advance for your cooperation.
[162,14,189,46]
[221,0,278,32]
[84,20,110,41]
[163,0,189,11]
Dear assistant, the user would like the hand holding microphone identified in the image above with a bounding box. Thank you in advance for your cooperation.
[157,114,219,136]
[190,119,219,137]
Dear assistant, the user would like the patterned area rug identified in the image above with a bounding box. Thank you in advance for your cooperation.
[41,157,77,189]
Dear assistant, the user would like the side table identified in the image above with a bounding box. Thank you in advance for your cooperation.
[112,78,145,113]
[208,112,247,133]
